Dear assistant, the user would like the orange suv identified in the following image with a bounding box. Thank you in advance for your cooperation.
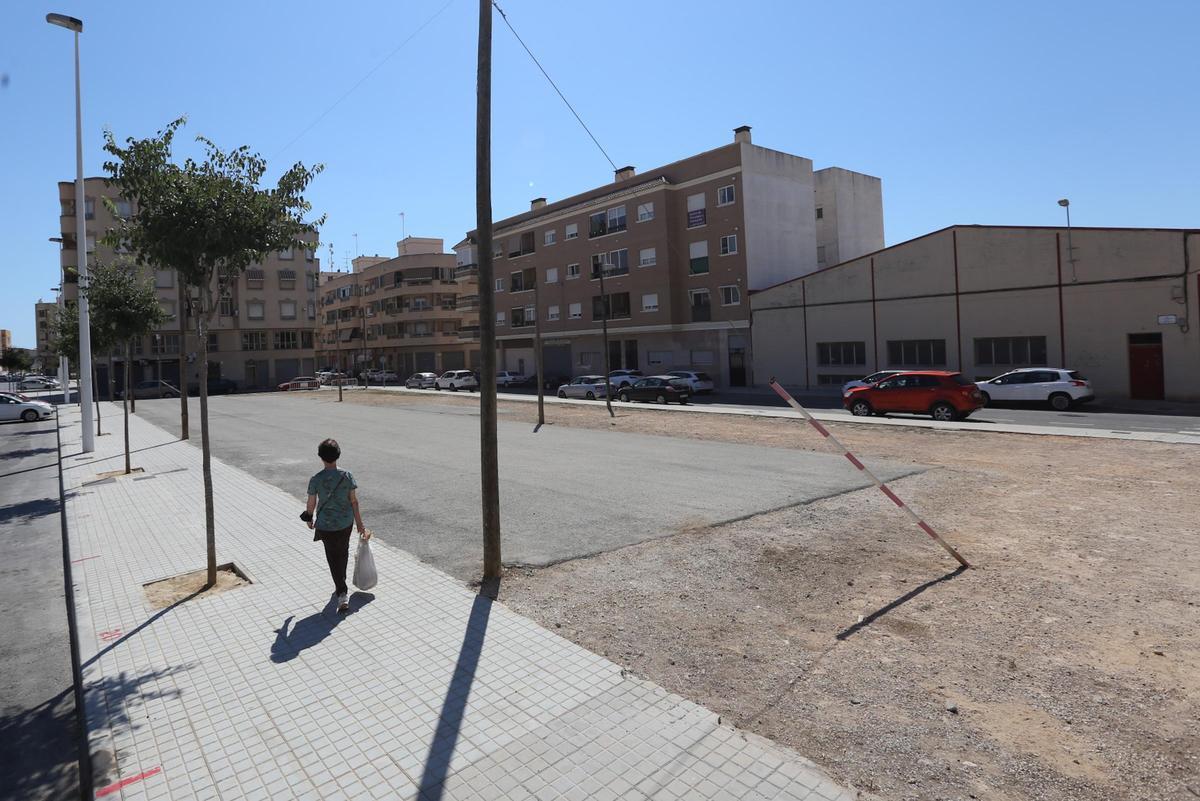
[843,371,984,421]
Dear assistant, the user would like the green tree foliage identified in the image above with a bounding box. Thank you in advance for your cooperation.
[0,348,32,373]
[102,118,323,585]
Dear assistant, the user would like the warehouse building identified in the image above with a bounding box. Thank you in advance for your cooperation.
[751,225,1199,401]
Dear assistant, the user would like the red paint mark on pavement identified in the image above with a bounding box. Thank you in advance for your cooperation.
[96,766,162,797]
[98,629,123,642]
[71,555,100,564]
[878,485,905,508]
[844,452,865,470]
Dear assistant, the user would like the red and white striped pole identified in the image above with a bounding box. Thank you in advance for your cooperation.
[769,378,970,569]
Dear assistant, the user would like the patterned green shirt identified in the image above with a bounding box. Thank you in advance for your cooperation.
[307,468,357,531]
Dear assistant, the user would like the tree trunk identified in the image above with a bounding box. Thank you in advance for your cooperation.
[107,354,114,407]
[198,304,217,588]
[178,282,189,440]
[123,341,132,475]
[91,357,102,435]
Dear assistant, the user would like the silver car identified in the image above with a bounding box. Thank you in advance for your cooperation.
[841,370,902,394]
[556,375,609,400]
[0,393,53,423]
[405,372,438,389]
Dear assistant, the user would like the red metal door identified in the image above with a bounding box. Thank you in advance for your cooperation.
[1128,335,1164,400]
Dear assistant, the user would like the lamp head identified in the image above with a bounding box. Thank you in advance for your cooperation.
[1057,199,1070,208]
[46,13,83,32]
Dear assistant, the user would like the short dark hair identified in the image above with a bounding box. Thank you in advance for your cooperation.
[318,438,341,463]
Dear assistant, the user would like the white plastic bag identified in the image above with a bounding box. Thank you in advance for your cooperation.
[352,538,377,591]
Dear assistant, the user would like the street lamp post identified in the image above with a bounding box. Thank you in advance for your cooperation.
[1057,198,1077,283]
[47,12,94,452]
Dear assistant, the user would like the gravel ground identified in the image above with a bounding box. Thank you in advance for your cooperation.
[330,390,1200,800]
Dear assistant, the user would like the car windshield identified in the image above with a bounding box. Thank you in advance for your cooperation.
[950,374,971,385]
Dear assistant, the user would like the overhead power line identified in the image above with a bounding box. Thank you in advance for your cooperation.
[491,1,618,172]
[273,0,456,159]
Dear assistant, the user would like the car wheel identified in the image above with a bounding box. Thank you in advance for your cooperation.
[585,391,595,400]
[980,391,990,405]
[557,390,567,398]
[931,402,957,422]
[1049,392,1072,411]
[656,394,667,405]
[435,385,442,391]
[21,409,38,422]
[618,391,629,403]
[850,400,873,417]
[449,384,457,392]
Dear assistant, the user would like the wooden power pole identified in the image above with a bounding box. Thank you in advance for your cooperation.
[477,0,502,586]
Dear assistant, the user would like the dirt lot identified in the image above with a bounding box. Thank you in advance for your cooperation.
[334,390,1200,800]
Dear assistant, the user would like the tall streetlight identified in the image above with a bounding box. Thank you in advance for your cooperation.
[1057,198,1078,282]
[47,12,94,452]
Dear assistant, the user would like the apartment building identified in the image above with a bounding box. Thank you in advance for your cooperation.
[752,225,1200,401]
[0,329,11,353]
[461,126,883,387]
[55,178,320,392]
[33,303,58,370]
[315,237,480,376]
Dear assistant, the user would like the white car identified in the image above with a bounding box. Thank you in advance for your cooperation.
[496,371,527,387]
[976,368,1095,411]
[557,375,609,400]
[607,369,644,390]
[365,370,399,383]
[435,370,479,391]
[841,371,902,394]
[0,393,53,422]
[666,370,715,394]
[18,376,61,391]
[405,372,439,389]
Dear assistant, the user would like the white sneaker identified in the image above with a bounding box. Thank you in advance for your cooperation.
[337,592,349,613]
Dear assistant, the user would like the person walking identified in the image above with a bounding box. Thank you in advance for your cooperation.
[305,438,369,613]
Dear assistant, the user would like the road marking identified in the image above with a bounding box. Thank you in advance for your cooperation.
[96,766,162,797]
[70,555,100,564]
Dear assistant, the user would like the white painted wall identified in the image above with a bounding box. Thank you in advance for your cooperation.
[813,167,884,267]
[739,143,817,290]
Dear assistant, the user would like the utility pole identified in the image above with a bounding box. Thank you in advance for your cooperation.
[533,277,544,426]
[477,0,502,586]
[598,257,614,417]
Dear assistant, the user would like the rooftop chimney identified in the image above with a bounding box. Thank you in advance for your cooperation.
[614,165,636,182]
[734,125,752,144]
[530,197,546,210]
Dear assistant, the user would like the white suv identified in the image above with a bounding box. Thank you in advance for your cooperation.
[975,368,1094,410]
[496,371,527,386]
[436,370,479,391]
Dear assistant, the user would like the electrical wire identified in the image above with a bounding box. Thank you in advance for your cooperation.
[492,1,618,172]
[273,0,456,159]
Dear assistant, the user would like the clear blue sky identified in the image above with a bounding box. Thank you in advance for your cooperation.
[2,0,1197,347]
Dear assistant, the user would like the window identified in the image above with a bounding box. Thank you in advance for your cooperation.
[278,269,296,289]
[246,269,265,288]
[548,305,560,321]
[509,231,535,257]
[565,223,578,240]
[160,300,177,320]
[887,339,947,367]
[495,277,505,292]
[246,301,265,320]
[686,193,706,228]
[642,293,659,312]
[152,334,180,355]
[510,271,525,292]
[568,302,582,319]
[273,331,299,350]
[688,241,709,275]
[496,311,506,327]
[154,269,174,288]
[546,267,558,283]
[720,234,738,256]
[717,185,736,206]
[301,330,314,349]
[637,202,654,222]
[591,292,630,320]
[816,207,824,220]
[720,285,741,306]
[207,332,219,351]
[566,263,580,279]
[607,206,626,233]
[306,301,316,320]
[305,248,315,262]
[510,307,533,327]
[280,301,297,320]
[61,199,75,217]
[817,341,866,366]
[689,289,711,322]
[578,352,600,367]
[817,246,827,265]
[306,272,317,291]
[279,247,294,260]
[690,350,715,366]
[218,292,234,317]
[639,248,656,267]
[544,229,556,246]
[493,244,504,258]
[589,206,626,238]
[84,198,95,220]
[647,350,672,366]
[115,200,133,219]
[591,249,629,279]
[974,336,1048,366]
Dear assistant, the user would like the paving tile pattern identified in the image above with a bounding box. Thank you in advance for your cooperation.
[57,406,857,800]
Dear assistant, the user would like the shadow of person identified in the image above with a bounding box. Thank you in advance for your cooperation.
[270,592,375,663]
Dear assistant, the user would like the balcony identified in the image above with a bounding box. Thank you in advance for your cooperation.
[458,326,481,342]
[457,294,479,310]
[454,263,478,279]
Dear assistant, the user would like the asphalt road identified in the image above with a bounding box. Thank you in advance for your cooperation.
[134,395,923,581]
[0,414,81,801]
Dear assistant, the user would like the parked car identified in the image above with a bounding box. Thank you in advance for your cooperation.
[435,370,479,391]
[607,369,644,390]
[841,370,903,394]
[116,379,180,400]
[405,372,439,389]
[317,371,349,385]
[617,376,691,405]
[557,375,609,400]
[278,376,321,391]
[186,377,239,396]
[495,370,528,387]
[361,369,399,383]
[666,370,715,394]
[843,371,983,421]
[18,376,60,391]
[0,393,53,422]
[975,368,1094,410]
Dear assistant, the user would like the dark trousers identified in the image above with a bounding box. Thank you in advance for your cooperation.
[318,527,352,595]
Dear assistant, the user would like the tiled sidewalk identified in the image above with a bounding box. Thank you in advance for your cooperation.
[58,405,857,801]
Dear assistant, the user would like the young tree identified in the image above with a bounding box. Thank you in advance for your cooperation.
[49,302,114,435]
[84,262,167,474]
[1,349,32,374]
[104,118,323,586]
